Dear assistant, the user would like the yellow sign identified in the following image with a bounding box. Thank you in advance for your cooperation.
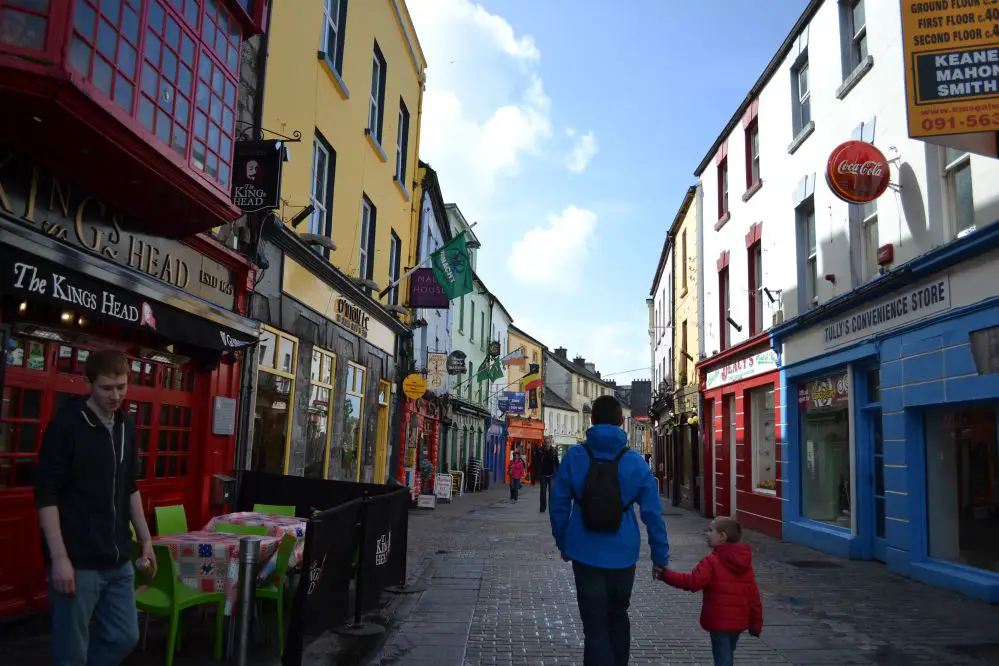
[902,1,999,138]
[402,373,427,400]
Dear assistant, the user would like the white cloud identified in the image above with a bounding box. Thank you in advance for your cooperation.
[566,130,598,174]
[408,0,552,215]
[507,205,597,292]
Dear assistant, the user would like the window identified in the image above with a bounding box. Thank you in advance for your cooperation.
[321,0,347,74]
[717,158,729,219]
[309,135,335,241]
[367,42,387,144]
[944,148,974,237]
[845,0,867,73]
[305,348,336,479]
[388,230,401,305]
[680,320,688,381]
[749,385,776,493]
[359,196,375,280]
[681,229,688,293]
[340,362,366,481]
[0,0,48,51]
[746,121,760,186]
[459,295,465,332]
[748,242,763,335]
[798,199,818,309]
[719,267,731,350]
[859,200,879,281]
[799,373,850,528]
[792,58,811,134]
[395,99,410,184]
[480,311,485,351]
[470,301,476,342]
[252,327,297,475]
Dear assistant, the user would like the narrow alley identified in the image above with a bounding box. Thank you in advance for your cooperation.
[374,485,999,666]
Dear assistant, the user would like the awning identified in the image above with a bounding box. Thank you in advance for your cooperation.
[1,243,258,352]
[507,426,543,440]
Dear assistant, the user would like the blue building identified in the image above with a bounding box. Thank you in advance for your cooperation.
[773,225,999,602]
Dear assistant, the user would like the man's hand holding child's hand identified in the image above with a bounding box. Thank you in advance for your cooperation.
[651,564,667,581]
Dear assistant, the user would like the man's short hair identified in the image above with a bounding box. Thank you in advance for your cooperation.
[712,516,743,543]
[591,395,623,426]
[85,350,130,382]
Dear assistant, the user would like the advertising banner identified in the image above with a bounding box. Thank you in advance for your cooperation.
[901,3,999,138]
[501,391,525,413]
[409,268,449,308]
[798,373,850,413]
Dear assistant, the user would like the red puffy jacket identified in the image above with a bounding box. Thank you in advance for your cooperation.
[661,542,763,634]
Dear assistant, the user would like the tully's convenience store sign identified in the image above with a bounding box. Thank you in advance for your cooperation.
[901,1,999,138]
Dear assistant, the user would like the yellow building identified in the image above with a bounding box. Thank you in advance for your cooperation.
[505,326,546,478]
[671,187,701,397]
[246,0,425,485]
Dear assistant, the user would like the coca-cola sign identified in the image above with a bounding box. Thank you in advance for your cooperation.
[825,140,891,204]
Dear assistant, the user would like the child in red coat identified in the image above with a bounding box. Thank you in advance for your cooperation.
[655,516,763,666]
[508,451,525,502]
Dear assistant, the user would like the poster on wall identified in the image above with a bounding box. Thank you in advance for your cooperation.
[798,373,849,412]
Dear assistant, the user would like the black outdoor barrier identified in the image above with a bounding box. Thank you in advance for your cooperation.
[236,469,399,516]
[357,488,410,611]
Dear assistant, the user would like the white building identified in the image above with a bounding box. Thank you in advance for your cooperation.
[694,0,999,601]
[649,239,673,396]
[543,386,578,458]
[414,163,453,392]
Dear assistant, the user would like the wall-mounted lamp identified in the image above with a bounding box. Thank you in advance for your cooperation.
[726,316,743,333]
[762,287,782,304]
[289,204,316,229]
[824,273,836,284]
[683,351,694,362]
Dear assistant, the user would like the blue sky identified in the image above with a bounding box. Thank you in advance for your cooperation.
[407,0,810,383]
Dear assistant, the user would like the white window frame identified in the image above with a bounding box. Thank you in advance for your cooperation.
[721,268,731,350]
[796,60,811,129]
[322,0,342,67]
[718,158,729,216]
[804,205,818,308]
[943,148,975,238]
[752,243,763,334]
[368,52,382,139]
[748,122,761,185]
[395,104,408,183]
[848,0,867,71]
[310,140,330,237]
[860,201,879,281]
[749,385,777,494]
[388,231,400,305]
[359,198,372,279]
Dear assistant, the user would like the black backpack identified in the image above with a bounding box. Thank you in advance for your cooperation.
[577,445,632,532]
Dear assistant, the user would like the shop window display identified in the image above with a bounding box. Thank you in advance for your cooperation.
[252,327,296,475]
[304,348,336,479]
[926,409,999,573]
[799,373,851,527]
[749,385,776,493]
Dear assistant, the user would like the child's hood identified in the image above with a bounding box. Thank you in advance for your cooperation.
[713,542,753,575]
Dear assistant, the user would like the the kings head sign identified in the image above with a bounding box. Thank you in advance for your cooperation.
[231,140,284,212]
[825,141,891,204]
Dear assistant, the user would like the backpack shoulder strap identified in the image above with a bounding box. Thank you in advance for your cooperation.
[582,444,597,461]
[612,447,629,463]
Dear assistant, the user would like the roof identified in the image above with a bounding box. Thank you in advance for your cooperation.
[418,161,453,250]
[444,203,480,246]
[508,324,547,350]
[543,386,577,413]
[544,349,614,388]
[693,0,824,177]
[650,186,696,295]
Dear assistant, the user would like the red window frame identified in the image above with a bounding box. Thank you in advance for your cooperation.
[748,241,762,335]
[717,157,729,220]
[67,0,239,192]
[745,119,760,189]
[718,264,730,351]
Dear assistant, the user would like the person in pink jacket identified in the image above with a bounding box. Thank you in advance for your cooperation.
[509,451,526,502]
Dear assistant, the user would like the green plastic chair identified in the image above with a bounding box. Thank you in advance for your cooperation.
[134,544,225,666]
[213,522,268,536]
[155,505,189,537]
[256,533,297,655]
[252,503,296,517]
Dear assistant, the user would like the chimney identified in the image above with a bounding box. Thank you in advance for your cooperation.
[573,356,586,366]
[554,347,568,359]
[584,362,596,373]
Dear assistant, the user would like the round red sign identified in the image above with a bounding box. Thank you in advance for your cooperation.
[825,140,890,204]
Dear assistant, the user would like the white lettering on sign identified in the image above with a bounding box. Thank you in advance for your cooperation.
[705,349,778,390]
[10,261,149,326]
[375,531,391,566]
[822,276,951,349]
[837,159,885,178]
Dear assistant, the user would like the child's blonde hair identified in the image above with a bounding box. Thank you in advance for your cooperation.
[712,517,743,543]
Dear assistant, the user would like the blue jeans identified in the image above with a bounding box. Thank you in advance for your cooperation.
[572,561,636,666]
[710,631,740,666]
[49,562,139,666]
[510,478,521,500]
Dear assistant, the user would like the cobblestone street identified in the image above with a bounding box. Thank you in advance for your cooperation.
[373,484,999,666]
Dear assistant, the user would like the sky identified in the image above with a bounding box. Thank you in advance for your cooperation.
[407,0,811,384]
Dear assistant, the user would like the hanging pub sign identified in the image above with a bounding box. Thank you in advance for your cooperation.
[426,352,447,391]
[446,350,467,375]
[231,140,284,212]
[798,373,849,412]
[409,268,448,308]
[826,141,891,204]
[488,340,501,358]
[502,391,526,413]
[402,373,427,400]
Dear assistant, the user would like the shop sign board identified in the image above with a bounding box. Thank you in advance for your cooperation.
[231,140,284,212]
[501,391,525,413]
[798,373,849,412]
[705,349,778,390]
[901,2,999,138]
[825,141,891,204]
[822,276,951,349]
[409,268,448,308]
[426,352,447,391]
[402,373,427,400]
[0,151,237,309]
[333,297,370,338]
[446,350,467,375]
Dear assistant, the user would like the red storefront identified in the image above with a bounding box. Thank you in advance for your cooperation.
[396,395,442,498]
[699,336,782,538]
[505,417,544,483]
[0,0,267,620]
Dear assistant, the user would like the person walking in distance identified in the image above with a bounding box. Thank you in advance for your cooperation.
[539,437,560,513]
[549,395,670,666]
[508,450,526,502]
[35,350,156,666]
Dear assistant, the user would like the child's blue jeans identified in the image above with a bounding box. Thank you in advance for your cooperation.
[709,631,740,666]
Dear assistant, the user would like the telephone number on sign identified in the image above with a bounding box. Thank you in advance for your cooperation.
[922,111,999,131]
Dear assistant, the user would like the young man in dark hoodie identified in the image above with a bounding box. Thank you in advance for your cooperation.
[35,350,156,666]
[538,437,559,513]
[550,395,669,666]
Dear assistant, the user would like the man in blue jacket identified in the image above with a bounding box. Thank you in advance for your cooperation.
[550,395,670,666]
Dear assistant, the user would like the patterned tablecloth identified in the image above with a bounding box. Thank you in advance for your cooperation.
[203,511,308,541]
[152,531,281,615]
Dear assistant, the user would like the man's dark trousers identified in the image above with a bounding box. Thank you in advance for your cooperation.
[572,561,636,666]
[539,474,553,512]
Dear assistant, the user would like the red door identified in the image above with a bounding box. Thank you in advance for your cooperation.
[0,335,200,619]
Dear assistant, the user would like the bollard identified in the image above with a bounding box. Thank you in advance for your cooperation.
[235,536,261,666]
[333,494,384,637]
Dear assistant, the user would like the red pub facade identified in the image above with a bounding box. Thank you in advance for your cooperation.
[0,0,268,620]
